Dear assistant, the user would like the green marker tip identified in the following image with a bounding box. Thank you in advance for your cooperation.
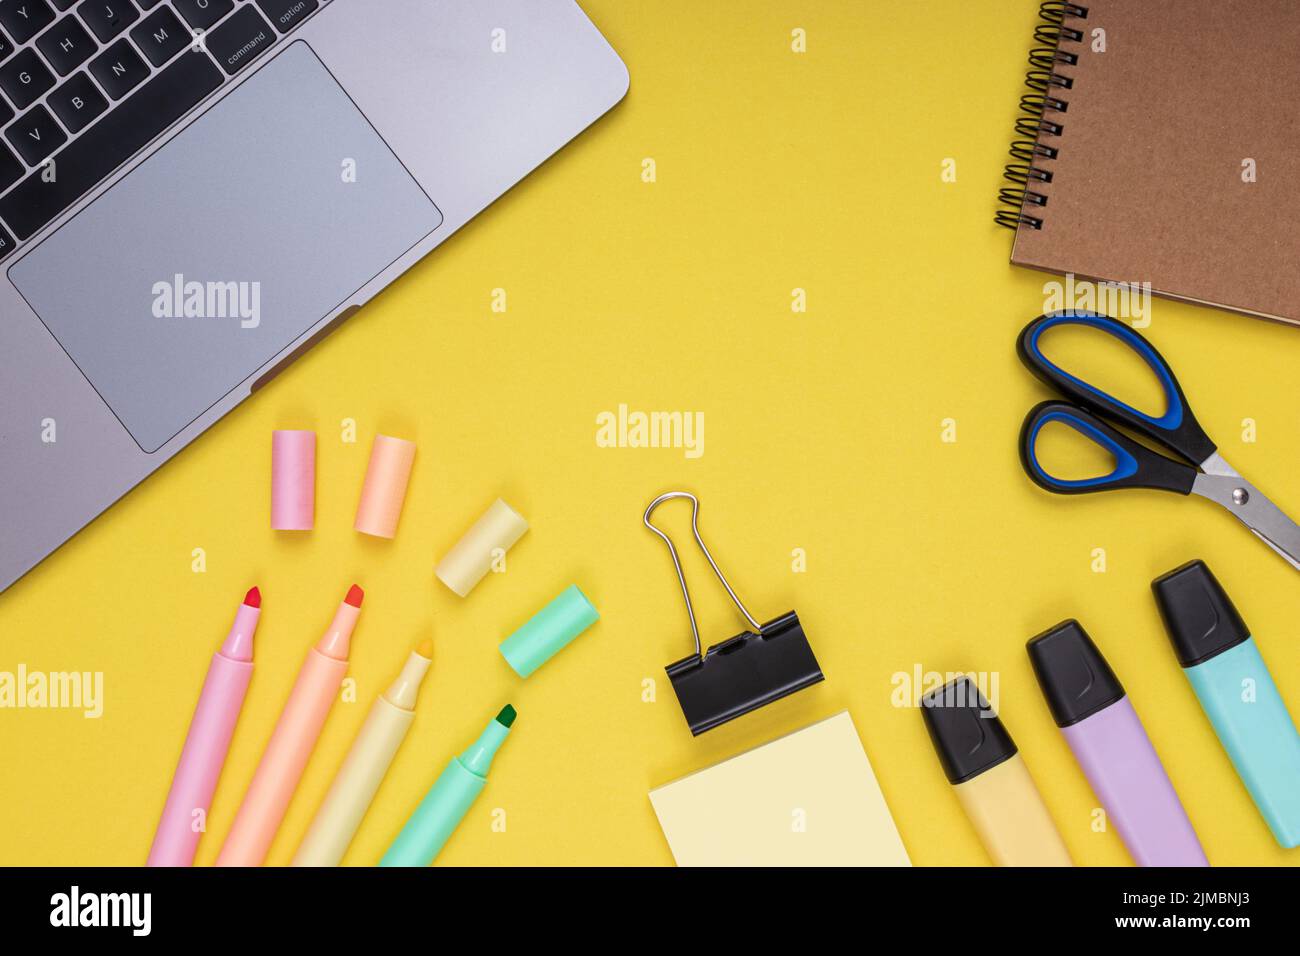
[496,704,517,728]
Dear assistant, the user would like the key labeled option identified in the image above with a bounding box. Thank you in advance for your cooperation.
[256,0,316,34]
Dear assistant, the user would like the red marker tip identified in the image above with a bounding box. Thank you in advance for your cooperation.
[344,584,364,608]
[244,586,261,609]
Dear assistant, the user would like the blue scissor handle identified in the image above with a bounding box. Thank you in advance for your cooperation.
[1017,312,1217,466]
[1020,401,1198,496]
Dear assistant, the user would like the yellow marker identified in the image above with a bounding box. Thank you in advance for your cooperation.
[920,676,1072,867]
[292,638,434,866]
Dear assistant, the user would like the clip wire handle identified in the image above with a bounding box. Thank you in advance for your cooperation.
[1020,401,1197,496]
[1017,311,1217,466]
[643,491,761,659]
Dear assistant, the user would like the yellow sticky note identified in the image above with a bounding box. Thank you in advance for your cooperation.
[649,711,911,866]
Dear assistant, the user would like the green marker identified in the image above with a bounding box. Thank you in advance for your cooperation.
[380,705,517,866]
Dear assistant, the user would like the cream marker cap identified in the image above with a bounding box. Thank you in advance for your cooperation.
[435,498,529,597]
[354,434,416,538]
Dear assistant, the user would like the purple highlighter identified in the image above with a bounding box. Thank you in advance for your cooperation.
[1027,621,1208,867]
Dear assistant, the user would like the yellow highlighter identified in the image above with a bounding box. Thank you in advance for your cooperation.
[292,638,434,866]
[920,675,1072,867]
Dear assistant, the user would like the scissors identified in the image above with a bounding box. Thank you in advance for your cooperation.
[1017,311,1300,572]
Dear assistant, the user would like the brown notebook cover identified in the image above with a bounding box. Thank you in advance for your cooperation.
[1002,1,1300,325]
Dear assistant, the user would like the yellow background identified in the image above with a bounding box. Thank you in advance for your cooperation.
[2,0,1297,867]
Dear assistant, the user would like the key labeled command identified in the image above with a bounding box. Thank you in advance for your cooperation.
[206,6,277,76]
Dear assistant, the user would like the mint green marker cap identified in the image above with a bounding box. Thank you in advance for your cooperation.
[499,584,599,678]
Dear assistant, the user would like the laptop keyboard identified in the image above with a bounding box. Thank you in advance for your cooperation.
[0,0,322,260]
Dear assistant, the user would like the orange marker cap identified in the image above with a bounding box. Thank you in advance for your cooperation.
[354,434,416,539]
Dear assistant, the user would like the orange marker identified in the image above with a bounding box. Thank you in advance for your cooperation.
[216,584,364,867]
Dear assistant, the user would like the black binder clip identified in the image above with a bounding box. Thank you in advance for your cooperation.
[643,491,824,735]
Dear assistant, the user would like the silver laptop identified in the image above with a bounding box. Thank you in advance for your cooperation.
[0,0,627,592]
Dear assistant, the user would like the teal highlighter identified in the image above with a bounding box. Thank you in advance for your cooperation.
[380,705,516,866]
[1153,561,1300,849]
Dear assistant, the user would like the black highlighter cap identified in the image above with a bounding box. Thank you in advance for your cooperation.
[919,675,1017,784]
[1151,559,1250,668]
[1025,619,1125,727]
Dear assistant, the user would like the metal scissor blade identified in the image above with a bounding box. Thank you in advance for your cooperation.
[1192,473,1300,571]
[1248,529,1300,573]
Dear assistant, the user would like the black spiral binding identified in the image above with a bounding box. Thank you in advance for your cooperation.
[996,1,1088,230]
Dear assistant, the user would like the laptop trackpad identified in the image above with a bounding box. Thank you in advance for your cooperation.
[9,42,442,453]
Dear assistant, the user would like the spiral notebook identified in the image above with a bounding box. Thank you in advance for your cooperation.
[998,1,1300,326]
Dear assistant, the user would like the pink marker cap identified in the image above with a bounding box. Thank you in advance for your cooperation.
[271,430,315,531]
[354,434,416,539]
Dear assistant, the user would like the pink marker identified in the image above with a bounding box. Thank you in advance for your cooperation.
[147,586,262,867]
[216,584,364,866]
[1027,620,1208,867]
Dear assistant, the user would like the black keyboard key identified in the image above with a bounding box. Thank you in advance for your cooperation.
[5,102,65,163]
[0,95,11,126]
[0,0,55,45]
[50,0,77,10]
[88,37,147,98]
[174,0,231,31]
[0,50,221,239]
[0,139,20,188]
[35,14,94,75]
[206,5,273,75]
[0,221,16,261]
[47,69,104,131]
[0,48,55,109]
[134,0,160,7]
[75,0,137,43]
[0,27,14,62]
[130,5,185,66]
[256,0,315,34]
